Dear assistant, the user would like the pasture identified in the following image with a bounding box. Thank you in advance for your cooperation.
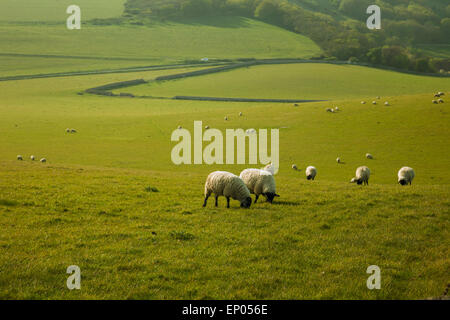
[0,63,449,299]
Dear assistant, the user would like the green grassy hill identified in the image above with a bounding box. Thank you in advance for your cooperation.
[117,63,450,99]
[0,15,321,76]
[0,63,448,298]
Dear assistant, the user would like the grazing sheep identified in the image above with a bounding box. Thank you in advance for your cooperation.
[372,101,377,105]
[70,129,77,133]
[398,167,415,186]
[432,100,438,104]
[239,112,243,116]
[203,171,252,208]
[334,107,340,112]
[438,99,444,103]
[177,125,183,129]
[361,101,366,104]
[224,116,228,121]
[205,125,210,129]
[30,155,35,161]
[262,163,276,175]
[326,108,334,113]
[40,158,47,163]
[366,153,374,159]
[376,96,381,99]
[350,166,371,185]
[336,157,341,164]
[294,103,299,107]
[434,93,441,98]
[292,164,298,170]
[384,102,390,106]
[66,128,71,133]
[17,155,23,161]
[306,166,317,181]
[438,92,445,96]
[240,168,279,204]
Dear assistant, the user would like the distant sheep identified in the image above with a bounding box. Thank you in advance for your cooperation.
[366,153,374,159]
[292,164,298,170]
[306,166,317,181]
[361,101,366,104]
[224,116,228,121]
[438,99,444,103]
[245,128,256,134]
[205,125,210,129]
[30,155,35,161]
[336,157,341,164]
[240,168,279,204]
[326,108,334,113]
[398,167,415,186]
[177,125,183,129]
[239,112,243,116]
[372,101,377,105]
[66,128,71,133]
[384,102,390,106]
[203,171,252,208]
[432,100,438,104]
[70,129,77,133]
[17,155,23,161]
[335,107,339,112]
[40,158,47,163]
[351,166,370,185]
[438,92,444,96]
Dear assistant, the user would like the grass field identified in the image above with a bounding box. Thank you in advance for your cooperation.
[0,2,448,300]
[0,0,126,22]
[0,15,322,76]
[116,63,450,100]
[0,63,449,299]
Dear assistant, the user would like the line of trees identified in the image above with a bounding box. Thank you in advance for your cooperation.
[124,0,450,74]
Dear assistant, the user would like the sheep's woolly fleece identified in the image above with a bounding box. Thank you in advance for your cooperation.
[204,171,250,202]
[239,169,276,196]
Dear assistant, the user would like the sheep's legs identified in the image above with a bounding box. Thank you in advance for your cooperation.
[215,196,219,207]
[226,197,230,208]
[203,194,210,207]
[254,195,259,204]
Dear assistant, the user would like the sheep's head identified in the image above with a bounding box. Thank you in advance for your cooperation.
[398,179,407,186]
[241,197,252,208]
[265,192,280,204]
[350,178,362,184]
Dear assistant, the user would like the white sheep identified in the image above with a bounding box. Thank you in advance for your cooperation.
[438,99,444,104]
[432,100,438,104]
[40,158,47,163]
[335,107,339,112]
[361,101,366,104]
[336,157,341,164]
[17,155,23,161]
[203,171,252,208]
[70,129,77,133]
[224,116,228,121]
[66,128,71,133]
[262,163,276,175]
[384,102,390,106]
[292,164,298,170]
[205,125,210,129]
[177,125,183,129]
[30,155,35,161]
[398,167,415,186]
[239,112,243,116]
[240,168,279,204]
[326,108,333,113]
[372,101,377,105]
[306,166,317,180]
[438,92,444,96]
[350,166,371,185]
[366,153,374,159]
